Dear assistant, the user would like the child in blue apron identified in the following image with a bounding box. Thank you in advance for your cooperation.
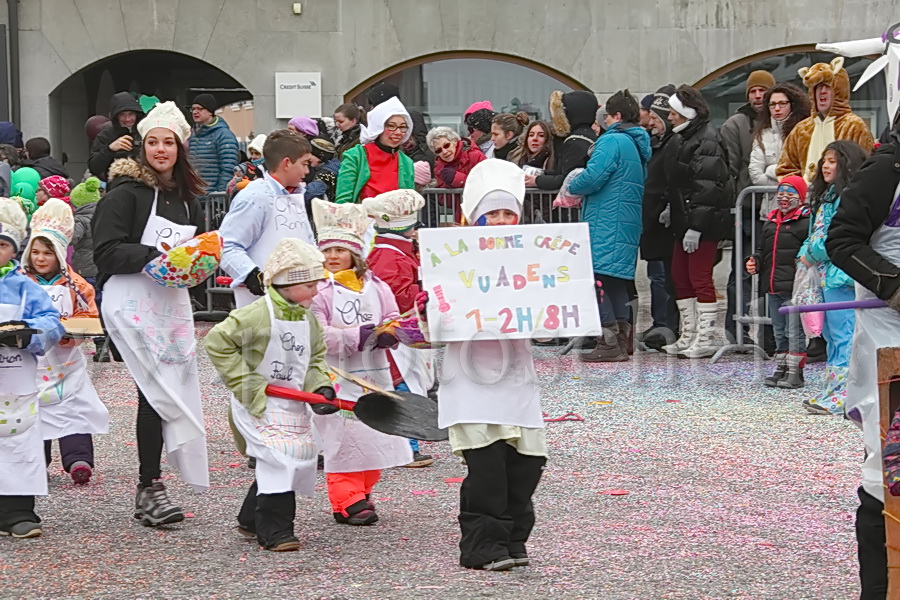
[21,199,108,485]
[0,197,65,539]
[205,238,337,552]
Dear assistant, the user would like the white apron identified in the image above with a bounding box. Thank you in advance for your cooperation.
[372,243,436,396]
[0,296,47,495]
[847,181,900,503]
[36,283,109,439]
[438,337,545,430]
[231,295,318,495]
[102,189,209,492]
[234,177,314,309]
[312,280,412,472]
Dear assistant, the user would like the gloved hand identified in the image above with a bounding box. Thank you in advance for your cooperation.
[682,229,701,254]
[310,386,340,415]
[658,205,671,228]
[415,291,429,314]
[0,321,32,349]
[439,168,457,187]
[244,267,265,296]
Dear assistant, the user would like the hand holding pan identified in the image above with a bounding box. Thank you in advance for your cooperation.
[264,385,448,442]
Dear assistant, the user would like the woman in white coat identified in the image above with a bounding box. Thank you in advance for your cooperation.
[92,102,209,527]
[749,84,810,214]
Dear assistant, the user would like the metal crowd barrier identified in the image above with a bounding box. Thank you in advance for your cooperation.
[419,187,573,225]
[195,188,573,320]
[710,185,779,363]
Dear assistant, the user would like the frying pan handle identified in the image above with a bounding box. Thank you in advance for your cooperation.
[264,385,356,411]
[216,276,234,286]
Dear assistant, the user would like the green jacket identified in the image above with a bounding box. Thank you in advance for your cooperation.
[334,143,415,203]
[204,288,332,418]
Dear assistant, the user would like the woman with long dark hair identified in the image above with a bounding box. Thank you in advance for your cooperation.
[333,103,367,160]
[92,101,209,525]
[512,120,555,173]
[798,140,868,415]
[749,84,810,210]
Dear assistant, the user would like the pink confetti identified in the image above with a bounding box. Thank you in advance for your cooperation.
[444,477,464,483]
[598,489,630,496]
[666,399,681,403]
[412,490,437,495]
[227,463,241,467]
[185,512,195,518]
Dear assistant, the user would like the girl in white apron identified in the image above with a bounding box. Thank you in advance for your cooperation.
[433,160,547,572]
[21,199,109,485]
[92,102,209,527]
[0,197,66,539]
[362,189,436,468]
[205,238,336,552]
[219,130,316,309]
[309,199,413,526]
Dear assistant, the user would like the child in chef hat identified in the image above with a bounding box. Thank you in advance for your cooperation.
[308,198,413,526]
[0,197,65,539]
[425,159,547,571]
[205,237,336,552]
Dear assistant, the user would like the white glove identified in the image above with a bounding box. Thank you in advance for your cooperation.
[682,229,701,254]
[658,205,671,228]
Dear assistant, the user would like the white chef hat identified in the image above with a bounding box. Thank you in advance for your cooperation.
[0,196,27,253]
[264,238,326,287]
[312,199,371,255]
[137,101,192,143]
[359,96,413,145]
[362,189,425,231]
[461,159,525,224]
[23,198,74,273]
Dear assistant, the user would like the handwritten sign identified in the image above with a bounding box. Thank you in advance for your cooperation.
[419,223,601,342]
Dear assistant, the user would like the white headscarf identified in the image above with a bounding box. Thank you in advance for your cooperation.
[359,96,413,145]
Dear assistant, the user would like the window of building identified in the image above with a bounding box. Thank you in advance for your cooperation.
[348,56,580,135]
[699,51,886,135]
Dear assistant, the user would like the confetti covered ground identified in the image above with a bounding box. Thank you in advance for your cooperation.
[2,262,863,599]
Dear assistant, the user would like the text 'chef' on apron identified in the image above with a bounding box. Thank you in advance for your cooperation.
[101,189,209,492]
[312,279,412,473]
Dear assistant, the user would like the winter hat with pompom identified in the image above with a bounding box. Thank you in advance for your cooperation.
[70,177,102,207]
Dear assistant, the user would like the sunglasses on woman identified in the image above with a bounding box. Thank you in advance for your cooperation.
[433,141,453,153]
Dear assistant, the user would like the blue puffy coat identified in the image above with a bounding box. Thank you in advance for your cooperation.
[188,117,239,194]
[569,123,652,279]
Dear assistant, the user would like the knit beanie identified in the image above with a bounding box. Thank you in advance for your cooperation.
[413,160,432,185]
[640,94,655,111]
[70,177,102,208]
[746,70,776,96]
[309,137,336,163]
[0,196,27,252]
[288,116,319,137]
[465,108,495,134]
[464,101,494,117]
[39,175,70,199]
[192,93,217,113]
[777,175,808,204]
[650,84,676,119]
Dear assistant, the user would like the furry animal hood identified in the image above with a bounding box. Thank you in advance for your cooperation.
[800,57,852,118]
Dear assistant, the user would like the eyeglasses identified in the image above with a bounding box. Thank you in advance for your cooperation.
[385,123,409,132]
[433,141,453,153]
[769,101,791,108]
[775,192,800,200]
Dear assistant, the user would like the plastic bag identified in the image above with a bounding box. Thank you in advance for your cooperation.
[791,263,824,337]
[552,168,584,208]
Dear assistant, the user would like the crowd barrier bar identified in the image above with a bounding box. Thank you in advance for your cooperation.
[710,185,779,363]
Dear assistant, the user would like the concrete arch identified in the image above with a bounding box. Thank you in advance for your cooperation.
[343,50,591,102]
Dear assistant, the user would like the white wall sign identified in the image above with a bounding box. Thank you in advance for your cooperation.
[419,223,601,342]
[275,72,322,119]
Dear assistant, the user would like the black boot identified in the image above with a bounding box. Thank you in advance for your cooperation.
[776,353,806,389]
[764,353,788,387]
[806,337,827,363]
[616,321,633,356]
[581,325,627,362]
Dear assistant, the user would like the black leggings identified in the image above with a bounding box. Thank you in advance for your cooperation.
[137,390,164,486]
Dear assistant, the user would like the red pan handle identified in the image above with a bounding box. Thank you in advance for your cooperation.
[265,385,356,411]
[216,276,234,285]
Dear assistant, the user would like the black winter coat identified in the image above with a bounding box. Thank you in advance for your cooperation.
[88,92,143,180]
[403,110,435,168]
[754,209,810,295]
[22,156,69,180]
[640,131,680,260]
[827,135,900,301]
[669,119,734,241]
[535,125,597,190]
[92,158,204,289]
